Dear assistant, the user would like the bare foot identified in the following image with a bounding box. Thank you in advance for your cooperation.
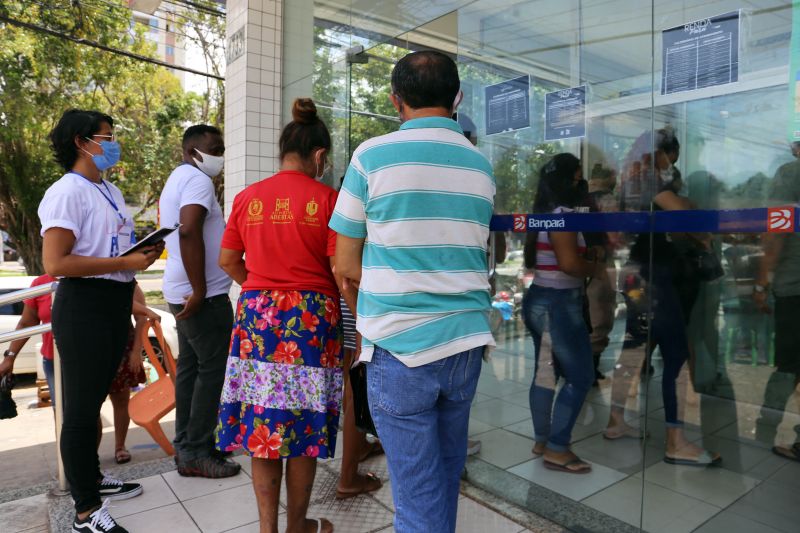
[604,423,646,440]
[358,441,384,463]
[666,431,720,463]
[532,442,546,456]
[336,472,382,499]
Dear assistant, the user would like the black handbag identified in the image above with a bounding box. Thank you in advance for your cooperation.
[678,246,724,282]
[349,363,377,435]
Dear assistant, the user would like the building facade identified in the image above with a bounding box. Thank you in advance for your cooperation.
[225,2,800,532]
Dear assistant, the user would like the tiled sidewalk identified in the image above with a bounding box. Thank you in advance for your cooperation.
[110,454,539,533]
[1,451,556,532]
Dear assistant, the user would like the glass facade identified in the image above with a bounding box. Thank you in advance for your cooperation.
[283,2,800,531]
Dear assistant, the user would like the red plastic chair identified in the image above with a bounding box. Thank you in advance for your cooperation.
[129,319,177,456]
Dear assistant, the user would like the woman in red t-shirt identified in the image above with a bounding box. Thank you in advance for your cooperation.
[217,99,342,533]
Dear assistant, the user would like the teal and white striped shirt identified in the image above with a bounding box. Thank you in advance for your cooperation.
[329,116,496,367]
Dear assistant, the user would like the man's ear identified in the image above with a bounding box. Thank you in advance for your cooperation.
[389,93,402,113]
[186,146,202,162]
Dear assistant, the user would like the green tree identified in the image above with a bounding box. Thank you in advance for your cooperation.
[176,0,225,125]
[0,1,200,273]
[172,0,226,201]
[348,44,406,153]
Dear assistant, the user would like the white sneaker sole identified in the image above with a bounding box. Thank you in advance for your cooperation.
[100,484,143,501]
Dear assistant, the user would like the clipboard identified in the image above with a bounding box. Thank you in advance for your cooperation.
[121,224,180,256]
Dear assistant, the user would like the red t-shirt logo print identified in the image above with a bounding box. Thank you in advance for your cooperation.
[512,214,527,232]
[768,207,794,233]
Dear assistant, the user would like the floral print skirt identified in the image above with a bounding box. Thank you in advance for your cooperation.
[215,290,344,460]
[108,325,146,394]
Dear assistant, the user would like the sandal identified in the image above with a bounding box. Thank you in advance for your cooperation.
[543,457,592,474]
[115,448,131,464]
[335,472,382,500]
[664,450,721,467]
[772,442,800,463]
[358,441,384,463]
[312,518,334,533]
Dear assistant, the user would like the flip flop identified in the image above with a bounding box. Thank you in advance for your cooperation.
[335,472,382,500]
[664,450,721,467]
[603,427,649,441]
[358,441,384,463]
[543,458,592,474]
[115,448,131,464]
[312,518,334,533]
[772,442,800,463]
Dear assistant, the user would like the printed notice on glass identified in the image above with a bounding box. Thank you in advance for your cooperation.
[544,85,586,141]
[661,11,740,95]
[485,76,530,135]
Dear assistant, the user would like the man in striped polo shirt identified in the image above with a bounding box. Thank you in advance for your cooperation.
[330,51,495,533]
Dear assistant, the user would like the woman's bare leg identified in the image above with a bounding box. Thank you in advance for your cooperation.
[108,389,130,452]
[251,457,283,533]
[337,349,378,494]
[286,457,332,533]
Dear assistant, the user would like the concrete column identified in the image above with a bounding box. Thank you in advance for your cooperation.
[282,0,314,124]
[224,0,284,216]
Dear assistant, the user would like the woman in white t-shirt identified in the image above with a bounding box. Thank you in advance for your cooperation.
[38,109,162,533]
[521,153,604,474]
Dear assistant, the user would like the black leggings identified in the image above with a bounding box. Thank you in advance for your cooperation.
[623,266,690,426]
[52,277,134,513]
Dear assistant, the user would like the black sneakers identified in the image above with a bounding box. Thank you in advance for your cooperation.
[177,454,241,478]
[72,500,128,533]
[97,473,143,501]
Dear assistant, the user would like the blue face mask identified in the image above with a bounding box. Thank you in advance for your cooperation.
[83,138,121,171]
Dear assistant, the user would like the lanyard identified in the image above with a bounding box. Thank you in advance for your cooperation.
[71,171,125,222]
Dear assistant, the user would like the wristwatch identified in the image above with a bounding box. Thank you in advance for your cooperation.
[753,284,768,294]
[3,350,17,359]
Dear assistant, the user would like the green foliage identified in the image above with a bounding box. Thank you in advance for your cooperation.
[492,142,562,213]
[0,0,202,273]
[310,34,558,213]
[171,0,226,200]
[312,35,402,175]
[348,45,405,150]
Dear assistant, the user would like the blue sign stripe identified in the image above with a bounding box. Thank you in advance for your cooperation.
[490,208,799,233]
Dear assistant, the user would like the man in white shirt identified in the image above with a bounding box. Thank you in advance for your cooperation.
[159,125,239,478]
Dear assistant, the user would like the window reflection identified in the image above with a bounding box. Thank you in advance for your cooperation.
[286,0,800,530]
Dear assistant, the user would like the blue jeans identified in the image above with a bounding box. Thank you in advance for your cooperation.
[43,357,55,408]
[366,345,483,533]
[523,285,594,452]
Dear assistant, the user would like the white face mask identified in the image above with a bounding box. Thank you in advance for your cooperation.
[314,150,331,182]
[193,149,224,177]
[659,165,681,191]
[452,90,464,114]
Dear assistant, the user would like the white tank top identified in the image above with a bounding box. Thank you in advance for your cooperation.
[533,206,585,289]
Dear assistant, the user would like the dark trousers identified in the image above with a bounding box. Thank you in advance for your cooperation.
[623,266,690,427]
[52,278,134,514]
[756,295,800,444]
[169,294,233,461]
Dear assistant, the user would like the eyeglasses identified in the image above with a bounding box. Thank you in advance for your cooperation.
[92,134,116,142]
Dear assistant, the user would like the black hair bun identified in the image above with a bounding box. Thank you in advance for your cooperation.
[292,98,319,125]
